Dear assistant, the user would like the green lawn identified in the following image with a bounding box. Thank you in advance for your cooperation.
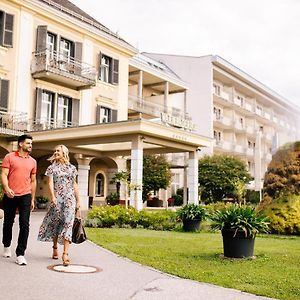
[86,228,300,300]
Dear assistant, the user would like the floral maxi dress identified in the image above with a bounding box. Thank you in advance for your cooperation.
[38,162,78,244]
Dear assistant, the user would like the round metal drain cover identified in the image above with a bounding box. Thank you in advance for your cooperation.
[48,264,101,274]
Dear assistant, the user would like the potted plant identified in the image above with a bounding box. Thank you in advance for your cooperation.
[210,205,269,258]
[36,196,49,209]
[177,203,207,231]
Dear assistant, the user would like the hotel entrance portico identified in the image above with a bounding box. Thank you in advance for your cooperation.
[30,118,212,210]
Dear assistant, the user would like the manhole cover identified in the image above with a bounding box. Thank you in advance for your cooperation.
[47,264,102,274]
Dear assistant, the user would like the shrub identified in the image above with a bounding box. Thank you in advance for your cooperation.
[245,190,261,204]
[258,193,300,235]
[205,201,232,213]
[86,205,177,231]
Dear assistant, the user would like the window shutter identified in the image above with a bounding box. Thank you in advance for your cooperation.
[72,98,80,126]
[96,105,101,123]
[74,42,82,75]
[112,59,119,85]
[98,52,102,79]
[35,88,43,122]
[2,13,14,47]
[36,25,47,51]
[0,12,3,46]
[0,79,9,111]
[111,109,118,122]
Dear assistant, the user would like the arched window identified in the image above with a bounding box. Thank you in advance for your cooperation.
[95,173,104,197]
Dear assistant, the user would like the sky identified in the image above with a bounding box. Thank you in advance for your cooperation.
[71,0,300,105]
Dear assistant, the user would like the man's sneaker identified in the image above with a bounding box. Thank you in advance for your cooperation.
[15,256,27,266]
[3,247,11,258]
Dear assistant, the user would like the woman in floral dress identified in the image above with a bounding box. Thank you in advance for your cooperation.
[38,145,80,266]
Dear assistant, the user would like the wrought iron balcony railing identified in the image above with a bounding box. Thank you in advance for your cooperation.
[0,109,28,136]
[28,117,78,132]
[31,49,96,88]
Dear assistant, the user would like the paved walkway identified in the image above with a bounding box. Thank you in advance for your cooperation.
[0,212,275,300]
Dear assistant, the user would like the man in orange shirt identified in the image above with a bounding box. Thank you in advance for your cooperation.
[1,134,37,265]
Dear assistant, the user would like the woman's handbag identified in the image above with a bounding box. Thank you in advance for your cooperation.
[72,217,87,244]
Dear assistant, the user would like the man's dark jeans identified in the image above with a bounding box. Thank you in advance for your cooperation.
[2,194,32,256]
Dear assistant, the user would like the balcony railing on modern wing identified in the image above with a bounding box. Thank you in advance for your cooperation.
[28,117,78,132]
[0,109,28,136]
[128,95,191,120]
[31,49,96,89]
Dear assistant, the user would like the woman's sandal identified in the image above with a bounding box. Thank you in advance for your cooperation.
[52,246,58,260]
[62,252,70,266]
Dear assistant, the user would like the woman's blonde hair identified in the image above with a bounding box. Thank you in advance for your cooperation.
[48,144,70,164]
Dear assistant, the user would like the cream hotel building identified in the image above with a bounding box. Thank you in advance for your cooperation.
[0,0,299,209]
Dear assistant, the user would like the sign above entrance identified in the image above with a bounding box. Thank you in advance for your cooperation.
[161,112,196,131]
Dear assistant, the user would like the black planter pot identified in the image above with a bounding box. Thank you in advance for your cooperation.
[182,219,201,232]
[222,229,255,258]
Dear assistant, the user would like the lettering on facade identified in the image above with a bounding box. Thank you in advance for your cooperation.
[172,134,188,141]
[160,112,196,131]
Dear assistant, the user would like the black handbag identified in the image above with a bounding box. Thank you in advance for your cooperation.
[72,217,87,244]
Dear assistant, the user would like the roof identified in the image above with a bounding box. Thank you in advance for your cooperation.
[38,0,132,46]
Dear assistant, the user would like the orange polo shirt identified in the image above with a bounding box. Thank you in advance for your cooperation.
[2,151,37,196]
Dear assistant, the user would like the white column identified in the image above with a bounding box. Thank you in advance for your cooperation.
[188,151,199,204]
[138,70,143,101]
[183,153,188,205]
[130,136,143,210]
[74,155,94,211]
[164,81,169,113]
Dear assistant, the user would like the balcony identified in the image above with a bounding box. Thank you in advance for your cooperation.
[128,95,190,120]
[31,49,96,90]
[233,120,246,132]
[214,140,233,152]
[0,110,27,137]
[246,148,254,156]
[28,117,78,132]
[213,91,231,107]
[213,114,233,128]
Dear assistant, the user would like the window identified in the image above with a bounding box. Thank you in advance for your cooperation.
[213,106,221,119]
[100,55,111,83]
[96,105,117,123]
[171,173,180,195]
[0,79,9,111]
[59,38,73,63]
[99,53,119,84]
[57,95,71,127]
[248,140,255,149]
[213,84,221,95]
[0,11,14,47]
[95,173,104,197]
[47,32,56,59]
[239,117,244,126]
[36,89,79,129]
[41,90,54,126]
[237,95,244,106]
[214,130,222,142]
[100,106,111,123]
[256,105,263,115]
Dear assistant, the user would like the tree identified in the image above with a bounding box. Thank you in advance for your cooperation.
[198,155,251,203]
[142,155,172,200]
[263,141,300,200]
